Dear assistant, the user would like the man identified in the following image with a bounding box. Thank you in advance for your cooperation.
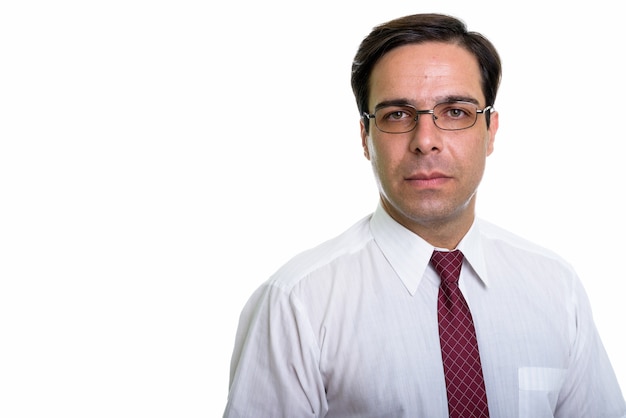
[223,13,626,417]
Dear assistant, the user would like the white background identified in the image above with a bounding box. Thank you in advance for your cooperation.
[1,1,624,416]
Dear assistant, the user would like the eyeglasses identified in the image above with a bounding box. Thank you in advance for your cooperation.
[362,101,493,133]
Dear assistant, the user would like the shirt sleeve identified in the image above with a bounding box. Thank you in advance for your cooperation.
[555,274,626,417]
[223,282,328,418]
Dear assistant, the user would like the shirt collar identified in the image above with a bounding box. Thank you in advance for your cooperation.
[370,204,490,295]
[457,218,490,288]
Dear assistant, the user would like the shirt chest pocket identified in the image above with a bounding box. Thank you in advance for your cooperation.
[518,367,567,418]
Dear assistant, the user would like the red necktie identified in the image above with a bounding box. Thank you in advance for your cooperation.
[431,250,489,418]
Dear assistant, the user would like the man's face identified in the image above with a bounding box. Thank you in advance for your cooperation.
[361,41,498,243]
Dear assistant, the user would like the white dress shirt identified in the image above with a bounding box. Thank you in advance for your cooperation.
[224,204,626,417]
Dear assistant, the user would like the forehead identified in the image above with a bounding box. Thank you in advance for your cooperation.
[369,42,484,106]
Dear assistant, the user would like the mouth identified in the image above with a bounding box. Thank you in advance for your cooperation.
[405,172,451,188]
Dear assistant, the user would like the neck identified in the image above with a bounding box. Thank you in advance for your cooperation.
[414,217,473,250]
[382,199,476,250]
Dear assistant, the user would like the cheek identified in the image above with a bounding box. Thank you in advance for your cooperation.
[465,146,489,179]
[450,139,489,178]
[368,138,396,172]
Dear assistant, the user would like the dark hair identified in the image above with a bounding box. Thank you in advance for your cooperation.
[351,13,501,131]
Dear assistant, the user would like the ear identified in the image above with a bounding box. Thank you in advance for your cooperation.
[360,119,371,160]
[486,110,498,156]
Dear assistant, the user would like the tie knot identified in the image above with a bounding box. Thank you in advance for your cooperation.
[431,250,464,284]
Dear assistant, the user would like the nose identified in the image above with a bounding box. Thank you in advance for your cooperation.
[409,114,443,154]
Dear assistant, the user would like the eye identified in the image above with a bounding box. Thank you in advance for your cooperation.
[380,107,414,122]
[448,108,467,118]
[437,103,475,120]
[431,102,482,130]
[389,111,405,120]
[445,107,470,119]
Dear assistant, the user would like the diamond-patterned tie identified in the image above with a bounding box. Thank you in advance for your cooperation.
[431,250,489,418]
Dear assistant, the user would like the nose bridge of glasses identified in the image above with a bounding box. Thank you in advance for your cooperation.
[414,109,437,129]
[415,108,436,119]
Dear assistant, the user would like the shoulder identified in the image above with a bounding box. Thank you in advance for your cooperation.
[266,213,375,292]
[476,218,576,274]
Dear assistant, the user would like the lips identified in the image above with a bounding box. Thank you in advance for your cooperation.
[405,171,449,181]
[405,172,451,188]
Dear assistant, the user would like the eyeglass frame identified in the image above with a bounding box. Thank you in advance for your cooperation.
[362,101,494,133]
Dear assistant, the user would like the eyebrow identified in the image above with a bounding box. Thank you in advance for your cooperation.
[374,95,480,111]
